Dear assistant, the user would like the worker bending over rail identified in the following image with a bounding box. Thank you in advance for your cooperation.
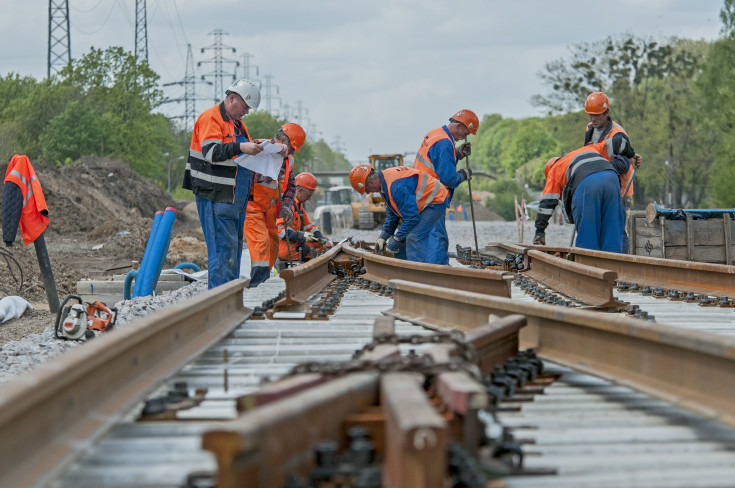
[410,109,477,265]
[245,123,305,287]
[350,164,448,263]
[275,172,332,271]
[533,137,635,253]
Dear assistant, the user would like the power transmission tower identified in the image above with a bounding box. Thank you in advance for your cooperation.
[198,29,239,104]
[134,0,148,63]
[47,0,71,77]
[163,44,211,131]
[293,100,310,128]
[262,74,281,114]
[240,53,260,82]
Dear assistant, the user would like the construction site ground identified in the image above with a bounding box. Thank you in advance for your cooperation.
[0,157,563,348]
[0,156,206,345]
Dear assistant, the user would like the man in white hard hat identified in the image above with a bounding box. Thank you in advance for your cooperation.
[182,79,288,288]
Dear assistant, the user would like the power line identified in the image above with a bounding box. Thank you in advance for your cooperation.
[163,43,212,131]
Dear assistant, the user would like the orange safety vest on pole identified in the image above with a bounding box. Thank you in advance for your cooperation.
[4,155,49,244]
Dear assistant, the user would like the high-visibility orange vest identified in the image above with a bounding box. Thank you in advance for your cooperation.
[276,199,319,260]
[4,155,49,244]
[382,166,448,220]
[412,127,455,180]
[585,120,634,198]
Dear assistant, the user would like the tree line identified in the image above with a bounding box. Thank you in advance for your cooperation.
[463,0,735,219]
[1,1,734,212]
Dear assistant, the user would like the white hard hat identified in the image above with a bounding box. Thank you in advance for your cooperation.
[226,79,261,110]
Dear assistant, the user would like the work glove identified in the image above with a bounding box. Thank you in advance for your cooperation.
[295,231,307,244]
[386,236,403,253]
[457,142,472,160]
[324,239,333,249]
[532,233,546,246]
[279,206,293,224]
[457,168,472,183]
[304,231,318,242]
[375,237,386,254]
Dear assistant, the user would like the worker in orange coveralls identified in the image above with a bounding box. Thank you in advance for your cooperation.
[275,172,333,271]
[244,123,305,287]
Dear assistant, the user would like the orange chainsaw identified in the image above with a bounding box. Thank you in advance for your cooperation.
[54,294,117,341]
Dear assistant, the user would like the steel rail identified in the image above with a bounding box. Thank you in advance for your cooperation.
[525,249,625,308]
[387,279,735,428]
[341,242,512,297]
[277,243,343,305]
[0,279,251,488]
[486,242,735,298]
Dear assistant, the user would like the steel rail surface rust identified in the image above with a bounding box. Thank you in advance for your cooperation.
[0,279,251,488]
[277,243,343,305]
[387,279,735,428]
[203,372,381,488]
[342,242,512,298]
[568,247,735,298]
[525,249,625,308]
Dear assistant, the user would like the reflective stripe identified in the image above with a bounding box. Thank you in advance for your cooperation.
[568,153,601,179]
[538,207,554,215]
[202,138,223,146]
[415,173,429,205]
[421,181,442,212]
[415,153,435,172]
[189,148,237,166]
[541,193,560,200]
[9,169,33,207]
[251,260,269,267]
[189,169,236,186]
[256,180,278,189]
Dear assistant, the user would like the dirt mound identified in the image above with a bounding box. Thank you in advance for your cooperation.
[0,156,205,304]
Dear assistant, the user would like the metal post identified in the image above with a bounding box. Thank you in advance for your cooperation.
[33,233,59,313]
[465,155,480,257]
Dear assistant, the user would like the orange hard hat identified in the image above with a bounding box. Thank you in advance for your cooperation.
[451,109,479,135]
[295,172,317,191]
[585,92,610,114]
[544,157,561,179]
[349,164,372,194]
[281,123,306,153]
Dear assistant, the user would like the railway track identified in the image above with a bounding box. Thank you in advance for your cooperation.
[0,240,734,487]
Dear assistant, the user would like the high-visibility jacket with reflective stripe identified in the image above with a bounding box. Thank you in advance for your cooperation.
[276,199,322,260]
[380,166,449,227]
[4,154,49,244]
[585,118,635,197]
[183,103,252,203]
[413,127,456,180]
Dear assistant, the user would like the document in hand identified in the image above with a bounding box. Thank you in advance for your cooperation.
[234,141,284,179]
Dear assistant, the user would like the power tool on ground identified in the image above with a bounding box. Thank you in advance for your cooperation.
[54,294,117,341]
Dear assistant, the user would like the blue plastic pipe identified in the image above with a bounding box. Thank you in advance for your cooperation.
[135,207,177,297]
[123,269,139,300]
[132,211,163,297]
[173,262,201,273]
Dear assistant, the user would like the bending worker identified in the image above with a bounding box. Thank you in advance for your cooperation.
[533,137,636,253]
[245,123,305,287]
[583,92,642,252]
[349,164,448,263]
[275,172,332,271]
[183,79,285,288]
[411,109,477,264]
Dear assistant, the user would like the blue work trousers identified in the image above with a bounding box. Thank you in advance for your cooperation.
[197,167,253,288]
[426,213,449,265]
[571,170,624,253]
[393,203,448,263]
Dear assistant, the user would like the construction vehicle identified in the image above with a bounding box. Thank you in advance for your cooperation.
[351,154,404,229]
[54,294,117,341]
[312,185,355,231]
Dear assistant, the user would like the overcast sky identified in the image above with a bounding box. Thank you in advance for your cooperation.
[0,0,724,163]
